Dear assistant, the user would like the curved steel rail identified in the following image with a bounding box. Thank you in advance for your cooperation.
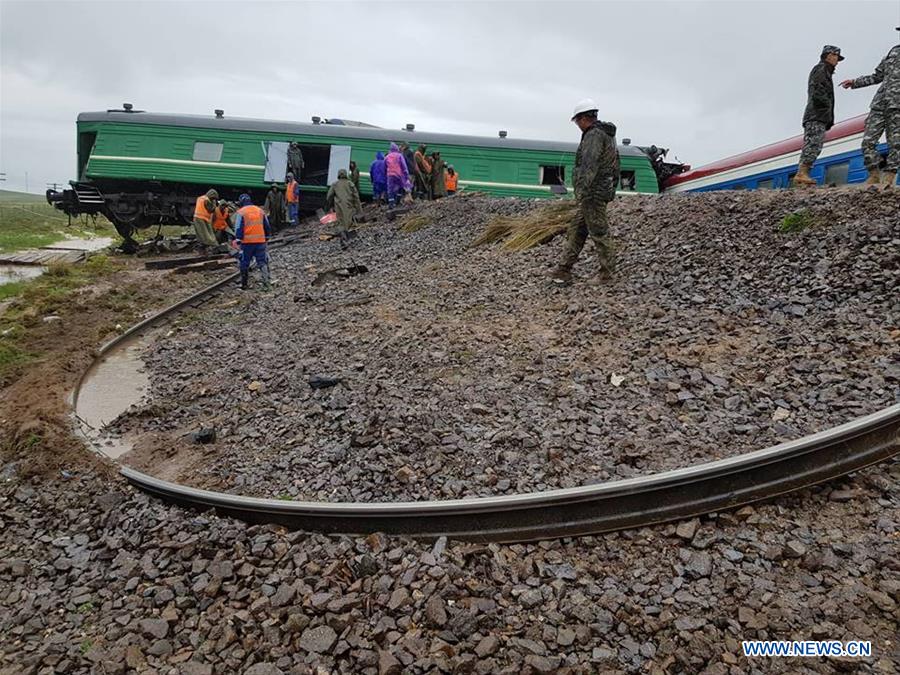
[121,403,900,542]
[74,241,900,543]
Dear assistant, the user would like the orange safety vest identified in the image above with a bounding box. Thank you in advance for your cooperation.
[286,179,299,203]
[445,173,458,192]
[212,207,230,231]
[193,195,214,221]
[238,205,266,244]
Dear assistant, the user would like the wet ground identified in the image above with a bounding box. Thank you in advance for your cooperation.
[74,335,151,459]
[0,263,45,285]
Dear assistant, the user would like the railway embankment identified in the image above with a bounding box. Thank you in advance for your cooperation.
[107,188,899,503]
[1,186,898,673]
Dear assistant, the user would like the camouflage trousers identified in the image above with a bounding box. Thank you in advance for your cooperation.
[560,200,613,272]
[862,107,900,172]
[799,121,828,165]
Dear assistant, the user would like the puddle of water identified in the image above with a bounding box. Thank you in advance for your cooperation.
[75,337,150,459]
[44,236,114,252]
[0,264,46,284]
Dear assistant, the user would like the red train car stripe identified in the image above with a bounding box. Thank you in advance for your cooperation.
[665,114,867,188]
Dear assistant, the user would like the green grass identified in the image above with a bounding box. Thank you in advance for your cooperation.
[779,210,818,234]
[0,255,122,383]
[0,201,116,254]
[0,190,48,203]
[0,282,27,301]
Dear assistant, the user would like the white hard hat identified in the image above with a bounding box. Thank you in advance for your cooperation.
[571,98,599,120]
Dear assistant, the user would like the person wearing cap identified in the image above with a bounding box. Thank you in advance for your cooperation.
[287,141,305,181]
[234,193,272,291]
[192,188,220,248]
[551,98,620,286]
[325,168,362,249]
[840,28,900,186]
[264,183,287,231]
[445,165,459,195]
[796,45,843,186]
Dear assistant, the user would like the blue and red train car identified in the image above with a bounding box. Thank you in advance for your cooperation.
[664,114,895,192]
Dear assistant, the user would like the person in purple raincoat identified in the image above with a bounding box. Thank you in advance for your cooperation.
[384,143,409,206]
[369,151,387,203]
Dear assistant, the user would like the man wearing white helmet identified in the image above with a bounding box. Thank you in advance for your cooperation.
[551,98,620,285]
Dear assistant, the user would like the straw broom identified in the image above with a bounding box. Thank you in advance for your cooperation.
[399,214,430,233]
[472,200,577,251]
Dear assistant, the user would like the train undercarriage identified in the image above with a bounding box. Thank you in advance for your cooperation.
[46,180,324,252]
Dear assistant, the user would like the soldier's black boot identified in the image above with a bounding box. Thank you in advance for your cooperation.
[240,270,249,290]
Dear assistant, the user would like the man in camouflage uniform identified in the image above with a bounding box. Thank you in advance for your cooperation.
[840,27,900,186]
[551,99,619,286]
[796,46,844,186]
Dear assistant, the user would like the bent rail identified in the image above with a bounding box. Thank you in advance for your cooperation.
[122,404,900,543]
[74,236,900,542]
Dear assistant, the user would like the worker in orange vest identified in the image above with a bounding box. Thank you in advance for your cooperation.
[445,166,458,195]
[211,201,235,244]
[285,173,300,227]
[234,193,272,291]
[192,189,220,248]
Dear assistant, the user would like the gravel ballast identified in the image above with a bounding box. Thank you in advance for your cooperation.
[110,188,898,503]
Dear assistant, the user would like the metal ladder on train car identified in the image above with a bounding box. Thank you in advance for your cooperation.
[74,185,104,206]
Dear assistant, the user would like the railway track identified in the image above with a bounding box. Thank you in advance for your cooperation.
[75,241,900,543]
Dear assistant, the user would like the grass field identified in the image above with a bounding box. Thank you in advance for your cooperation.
[0,190,117,253]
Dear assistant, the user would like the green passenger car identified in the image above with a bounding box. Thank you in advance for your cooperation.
[49,107,660,242]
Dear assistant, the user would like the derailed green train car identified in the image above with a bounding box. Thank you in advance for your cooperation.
[48,106,661,242]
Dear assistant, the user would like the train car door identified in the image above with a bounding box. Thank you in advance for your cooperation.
[327,145,352,184]
[263,141,289,182]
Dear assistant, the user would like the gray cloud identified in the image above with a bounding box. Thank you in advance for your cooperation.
[1,0,896,193]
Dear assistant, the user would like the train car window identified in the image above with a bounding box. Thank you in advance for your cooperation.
[757,178,775,190]
[540,166,565,185]
[192,142,223,162]
[619,170,636,191]
[824,162,849,186]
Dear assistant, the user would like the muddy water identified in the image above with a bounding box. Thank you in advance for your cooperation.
[0,264,46,285]
[44,236,114,252]
[75,337,150,459]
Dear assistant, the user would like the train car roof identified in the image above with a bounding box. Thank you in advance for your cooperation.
[77,110,648,156]
[664,114,867,189]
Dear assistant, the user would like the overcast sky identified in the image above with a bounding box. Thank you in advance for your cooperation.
[1,0,898,193]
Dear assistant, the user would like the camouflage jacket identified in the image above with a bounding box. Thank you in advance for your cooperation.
[851,44,900,110]
[573,121,620,203]
[803,61,835,129]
